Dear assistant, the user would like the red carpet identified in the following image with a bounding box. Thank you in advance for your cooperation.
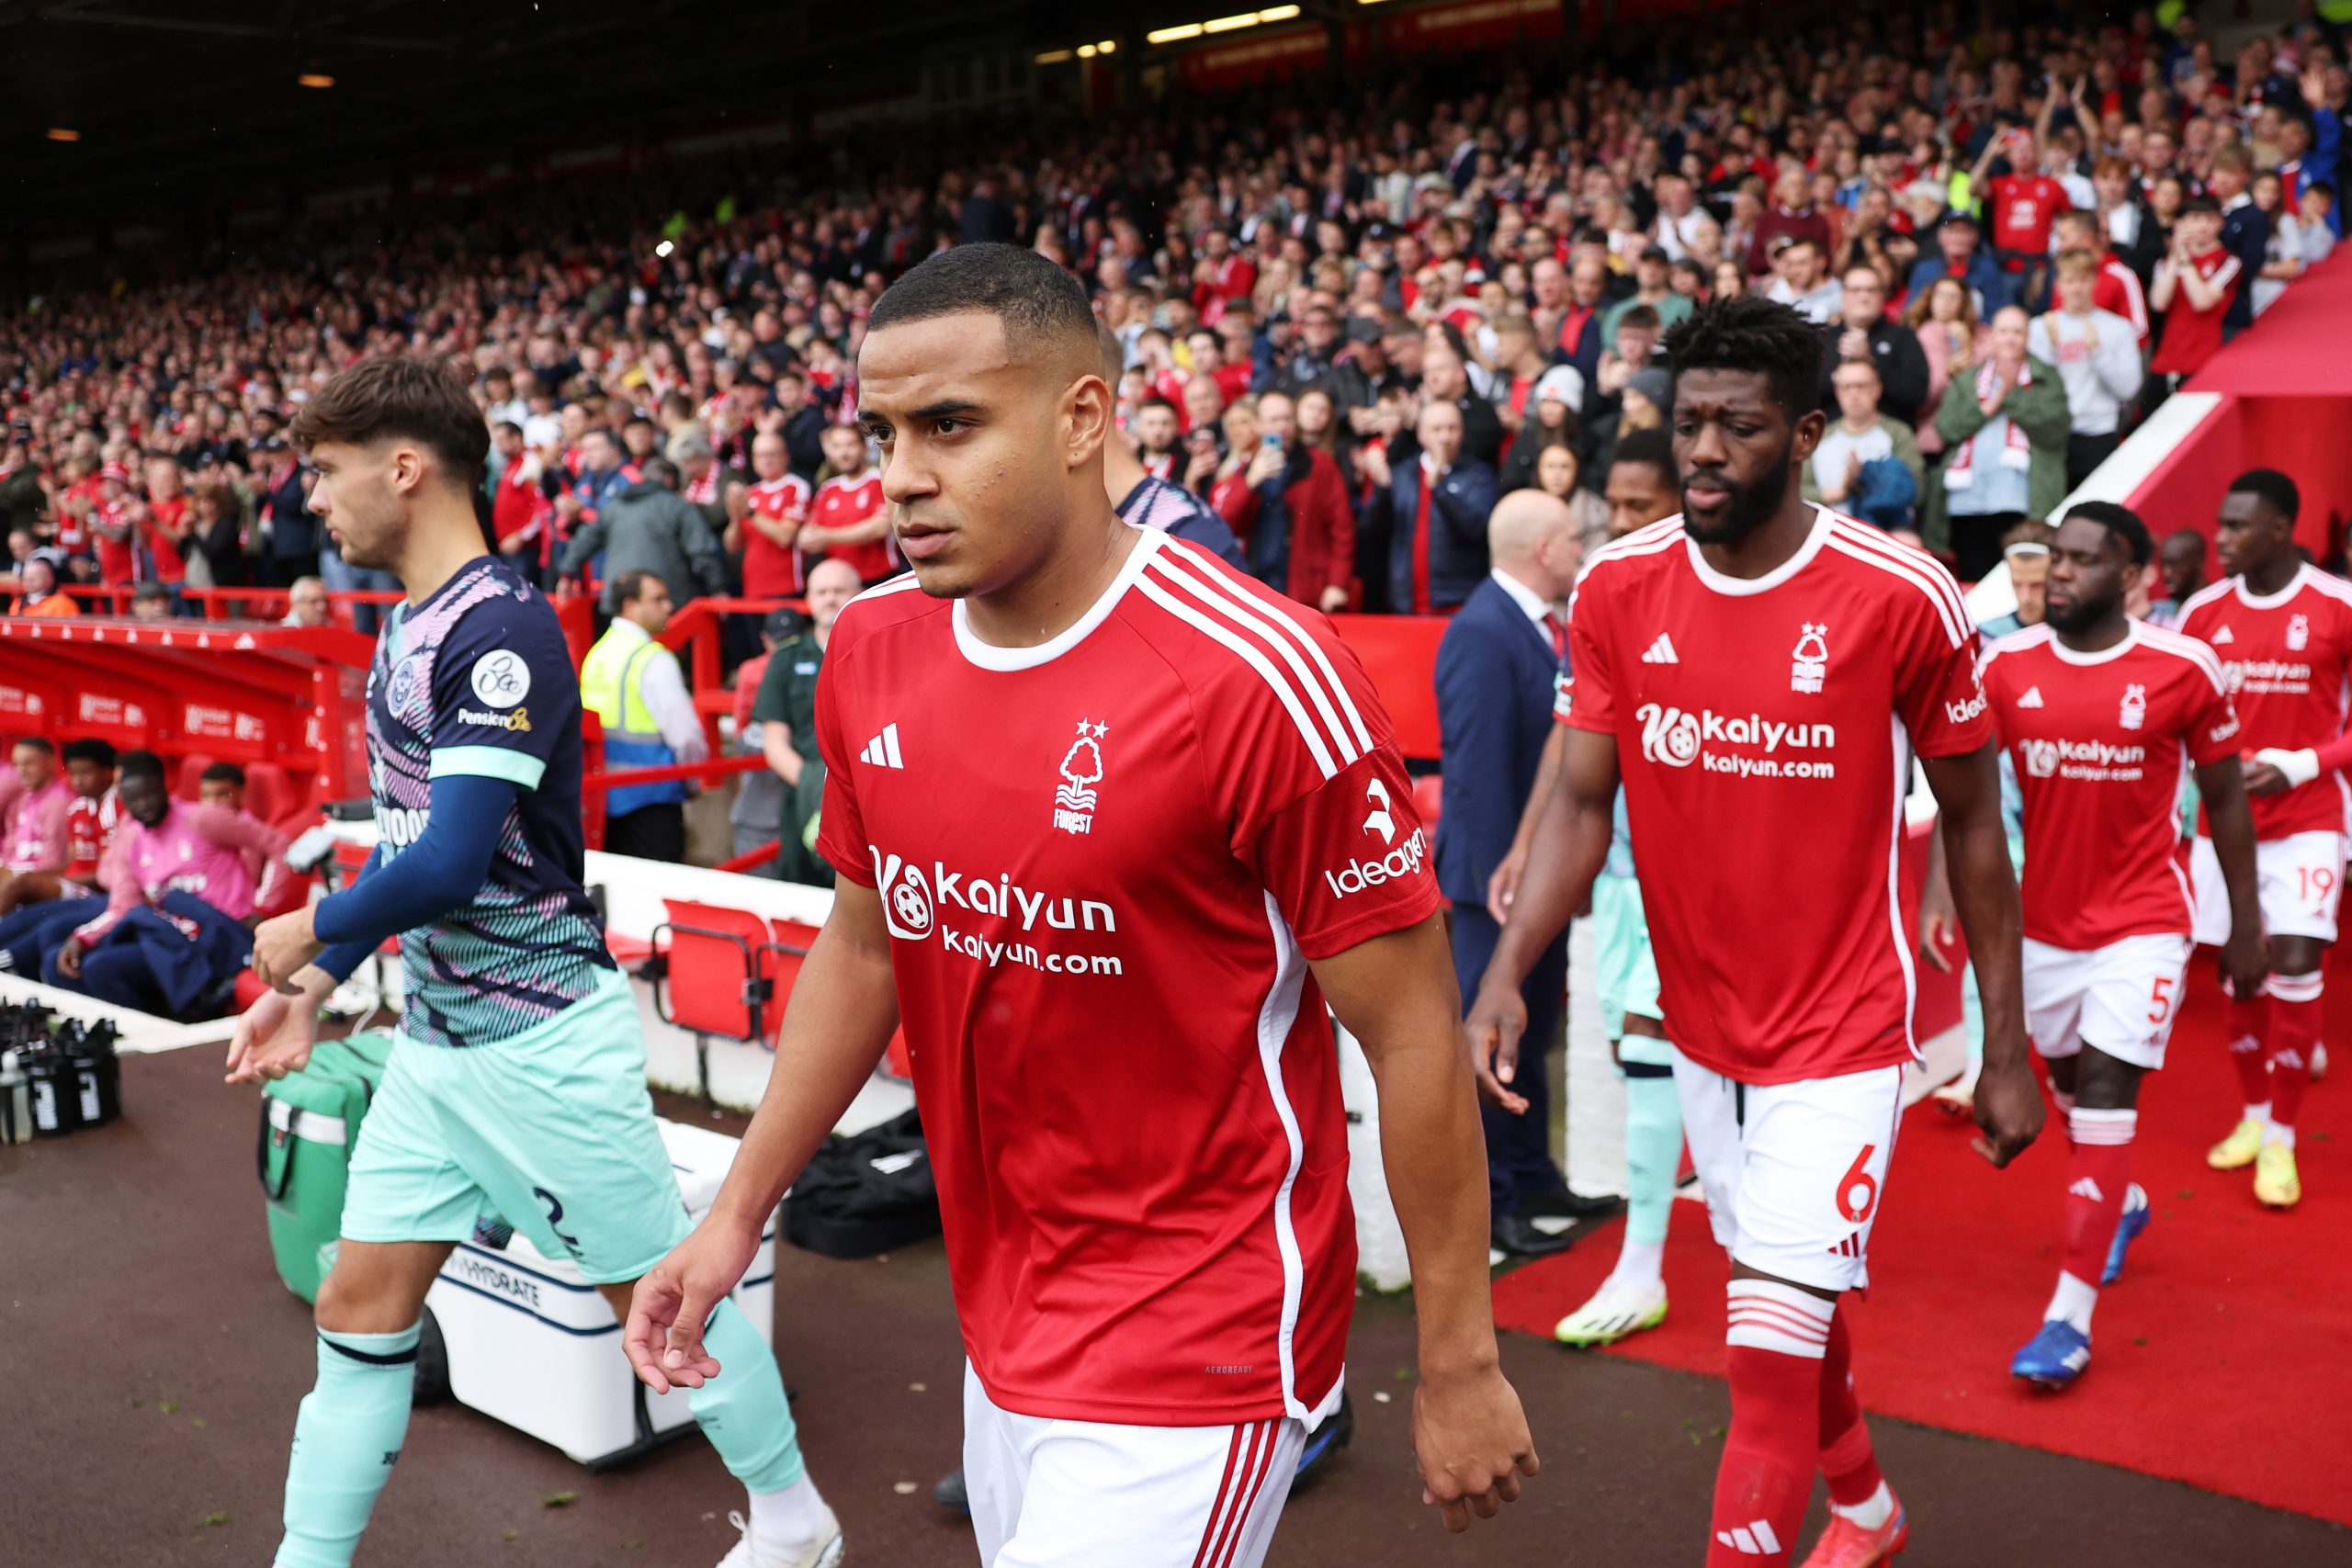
[1494,958,2352,1526]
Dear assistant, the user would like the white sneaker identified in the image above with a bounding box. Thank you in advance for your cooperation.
[1554,1273,1668,1347]
[716,1506,844,1568]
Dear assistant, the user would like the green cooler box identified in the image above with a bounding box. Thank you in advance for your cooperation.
[259,1031,394,1303]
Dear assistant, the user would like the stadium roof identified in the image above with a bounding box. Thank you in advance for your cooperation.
[0,0,1382,229]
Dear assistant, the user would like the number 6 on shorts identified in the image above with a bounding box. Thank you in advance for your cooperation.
[1836,1144,1879,1224]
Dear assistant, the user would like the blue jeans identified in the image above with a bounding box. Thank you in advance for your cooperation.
[318,550,402,636]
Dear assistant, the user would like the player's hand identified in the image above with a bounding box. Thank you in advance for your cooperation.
[224,983,322,1085]
[1464,977,1531,1115]
[1970,1052,2046,1169]
[1412,1359,1539,1533]
[2242,757,2295,795]
[1318,583,1350,614]
[2219,929,2269,1004]
[625,1217,761,1394]
[251,906,325,994]
[1917,886,1960,974]
[1485,842,1529,926]
[54,936,85,979]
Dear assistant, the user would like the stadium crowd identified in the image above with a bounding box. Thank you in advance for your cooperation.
[1,6,2346,863]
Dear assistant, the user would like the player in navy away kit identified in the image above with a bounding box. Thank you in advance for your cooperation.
[228,357,837,1568]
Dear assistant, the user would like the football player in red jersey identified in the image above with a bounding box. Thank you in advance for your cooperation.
[1471,296,2042,1568]
[1981,503,2266,1389]
[2178,469,2352,1209]
[627,243,1534,1566]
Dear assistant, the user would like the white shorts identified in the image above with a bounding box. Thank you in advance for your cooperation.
[2024,932,2194,1071]
[2190,831,2345,945]
[1671,1055,1905,1294]
[964,1364,1306,1568]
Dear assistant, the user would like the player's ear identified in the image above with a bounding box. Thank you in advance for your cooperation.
[1790,406,1827,468]
[1064,369,1114,475]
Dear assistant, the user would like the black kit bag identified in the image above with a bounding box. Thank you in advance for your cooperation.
[782,1107,940,1258]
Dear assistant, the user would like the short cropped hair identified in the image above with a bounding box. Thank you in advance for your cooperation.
[200,761,247,787]
[1663,296,1827,423]
[117,749,165,785]
[2229,468,2301,523]
[289,355,492,493]
[62,739,117,768]
[2062,500,2154,567]
[1610,427,1675,487]
[866,243,1098,364]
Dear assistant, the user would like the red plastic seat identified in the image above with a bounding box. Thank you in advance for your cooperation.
[175,753,220,801]
[655,898,775,1044]
[762,915,911,1078]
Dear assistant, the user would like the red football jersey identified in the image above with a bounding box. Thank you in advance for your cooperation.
[1988,175,2070,254]
[813,528,1433,1427]
[2178,566,2352,839]
[741,474,812,598]
[65,786,120,883]
[1559,508,1989,1084]
[1981,622,2239,949]
[810,470,894,582]
[2149,247,2241,377]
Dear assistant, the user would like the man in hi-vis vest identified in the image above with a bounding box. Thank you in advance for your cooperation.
[582,570,707,861]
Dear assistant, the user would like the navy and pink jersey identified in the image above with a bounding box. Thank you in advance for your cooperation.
[368,556,609,1047]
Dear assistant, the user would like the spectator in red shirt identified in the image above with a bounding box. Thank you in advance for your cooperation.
[141,456,190,593]
[1130,397,1182,480]
[799,425,895,584]
[489,420,552,567]
[1972,126,2074,310]
[2150,195,2240,389]
[1216,389,1356,613]
[1189,227,1256,323]
[1747,167,1835,277]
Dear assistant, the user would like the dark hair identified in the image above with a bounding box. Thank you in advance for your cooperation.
[865,243,1097,362]
[1609,427,1676,486]
[131,580,169,604]
[1135,395,1180,419]
[1617,303,1662,333]
[493,420,523,438]
[61,738,117,768]
[2179,193,2222,217]
[118,749,165,785]
[641,456,682,491]
[2311,182,2338,204]
[288,355,491,493]
[1662,296,1827,423]
[2229,468,2300,523]
[200,761,247,787]
[614,570,665,607]
[2061,500,2154,567]
[11,736,53,756]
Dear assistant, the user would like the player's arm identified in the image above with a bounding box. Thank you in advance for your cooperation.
[1312,919,1538,1533]
[249,776,518,989]
[801,502,891,547]
[1921,742,2044,1168]
[626,878,899,1393]
[1466,725,1619,1109]
[2195,751,2269,998]
[2246,728,2352,795]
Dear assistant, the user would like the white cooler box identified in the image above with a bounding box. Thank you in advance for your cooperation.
[422,1117,779,1468]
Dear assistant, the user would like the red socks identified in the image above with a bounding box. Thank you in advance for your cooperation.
[1815,1309,1883,1510]
[2226,991,2272,1111]
[2267,976,2323,1139]
[1711,1280,1832,1565]
[2058,1109,2136,1324]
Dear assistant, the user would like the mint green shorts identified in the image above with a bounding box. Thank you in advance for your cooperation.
[340,969,689,1284]
[1593,874,1668,1066]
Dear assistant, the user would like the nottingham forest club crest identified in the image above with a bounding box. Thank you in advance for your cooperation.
[1054,719,1109,836]
[1791,623,1829,694]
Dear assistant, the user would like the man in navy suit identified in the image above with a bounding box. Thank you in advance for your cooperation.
[1365,400,1499,615]
[1435,488,1595,1256]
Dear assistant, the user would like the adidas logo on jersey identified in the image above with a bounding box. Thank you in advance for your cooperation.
[2017,685,2044,708]
[2068,1177,2105,1202]
[2212,626,2235,644]
[1641,633,1679,664]
[1716,1520,1785,1555]
[1826,1232,1863,1258]
[861,723,906,769]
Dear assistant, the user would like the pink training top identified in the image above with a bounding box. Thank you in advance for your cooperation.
[74,801,289,944]
[3,777,73,874]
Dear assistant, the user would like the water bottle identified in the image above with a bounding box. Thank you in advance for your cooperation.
[0,1048,29,1145]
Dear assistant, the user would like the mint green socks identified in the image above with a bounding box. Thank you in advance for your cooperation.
[690,1298,807,1494]
[276,1324,420,1568]
[1623,1072,1683,1248]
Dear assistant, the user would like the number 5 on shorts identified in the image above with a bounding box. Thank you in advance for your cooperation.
[2148,973,2177,1027]
[1837,1145,1879,1224]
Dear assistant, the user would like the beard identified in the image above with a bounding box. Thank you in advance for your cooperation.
[2042,587,2121,635]
[1679,441,1792,547]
